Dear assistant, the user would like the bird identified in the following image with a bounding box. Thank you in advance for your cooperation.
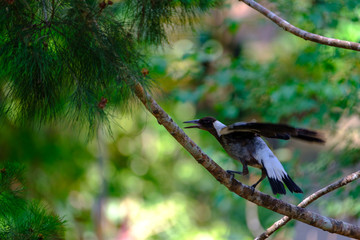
[184,116,325,195]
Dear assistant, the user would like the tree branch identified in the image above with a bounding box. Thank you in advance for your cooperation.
[238,0,360,51]
[130,81,360,239]
[255,170,360,240]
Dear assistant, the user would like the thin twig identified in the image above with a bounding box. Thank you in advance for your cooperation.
[42,0,48,22]
[129,81,360,239]
[255,170,360,240]
[238,0,360,51]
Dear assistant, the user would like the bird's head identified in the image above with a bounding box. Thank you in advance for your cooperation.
[184,116,226,137]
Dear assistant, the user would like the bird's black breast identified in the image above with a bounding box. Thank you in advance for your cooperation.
[219,132,262,168]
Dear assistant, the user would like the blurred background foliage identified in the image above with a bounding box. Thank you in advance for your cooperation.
[1,0,360,239]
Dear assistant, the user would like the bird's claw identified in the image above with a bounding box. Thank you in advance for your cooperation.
[250,185,256,195]
[226,170,235,182]
[226,170,244,182]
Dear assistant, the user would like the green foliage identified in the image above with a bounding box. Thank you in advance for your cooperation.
[0,0,139,129]
[0,0,223,132]
[160,38,360,124]
[272,0,360,30]
[121,0,220,44]
[0,162,65,239]
[1,202,65,240]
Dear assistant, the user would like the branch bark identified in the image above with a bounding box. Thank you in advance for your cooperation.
[130,81,360,239]
[256,170,360,240]
[238,0,360,51]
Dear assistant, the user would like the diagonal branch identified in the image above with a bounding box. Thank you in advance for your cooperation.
[129,80,360,239]
[238,0,360,51]
[255,170,360,240]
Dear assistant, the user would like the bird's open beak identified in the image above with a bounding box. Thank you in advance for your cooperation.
[183,119,200,129]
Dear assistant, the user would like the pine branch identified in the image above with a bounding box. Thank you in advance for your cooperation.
[238,0,360,51]
[129,80,360,239]
[255,170,360,240]
[1,0,222,130]
[0,162,65,239]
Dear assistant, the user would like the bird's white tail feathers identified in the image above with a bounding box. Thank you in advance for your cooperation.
[252,138,303,194]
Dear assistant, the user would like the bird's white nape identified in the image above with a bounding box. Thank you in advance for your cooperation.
[213,120,227,136]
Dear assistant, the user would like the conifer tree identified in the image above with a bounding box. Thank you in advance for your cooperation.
[0,0,220,130]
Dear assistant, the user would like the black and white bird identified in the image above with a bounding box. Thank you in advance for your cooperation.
[184,117,325,195]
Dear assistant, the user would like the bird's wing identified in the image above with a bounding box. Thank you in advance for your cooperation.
[220,122,325,143]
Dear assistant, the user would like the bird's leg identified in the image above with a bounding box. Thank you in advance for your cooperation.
[226,164,249,182]
[250,168,267,194]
